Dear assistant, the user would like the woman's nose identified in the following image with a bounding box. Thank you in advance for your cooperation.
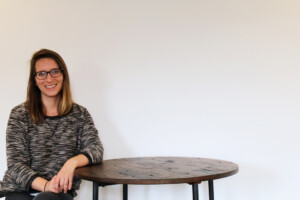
[45,73,54,81]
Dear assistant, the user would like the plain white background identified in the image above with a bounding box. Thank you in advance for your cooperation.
[0,0,299,199]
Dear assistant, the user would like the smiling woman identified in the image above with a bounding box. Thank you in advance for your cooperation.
[35,58,64,113]
[26,49,73,123]
[0,49,104,200]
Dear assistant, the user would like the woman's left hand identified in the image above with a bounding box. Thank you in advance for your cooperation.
[56,154,89,193]
[56,159,77,193]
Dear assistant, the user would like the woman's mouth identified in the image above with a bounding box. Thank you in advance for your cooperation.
[45,84,57,89]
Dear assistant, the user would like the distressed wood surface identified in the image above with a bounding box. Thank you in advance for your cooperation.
[75,157,238,184]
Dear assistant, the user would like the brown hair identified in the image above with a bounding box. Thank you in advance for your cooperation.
[25,49,73,124]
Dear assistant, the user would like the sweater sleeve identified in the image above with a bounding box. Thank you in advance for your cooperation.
[79,108,104,165]
[5,108,37,191]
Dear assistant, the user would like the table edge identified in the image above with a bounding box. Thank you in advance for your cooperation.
[75,156,239,184]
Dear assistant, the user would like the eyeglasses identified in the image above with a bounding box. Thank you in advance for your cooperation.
[34,69,63,80]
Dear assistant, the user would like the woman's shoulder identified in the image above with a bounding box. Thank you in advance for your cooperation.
[72,103,87,112]
[9,103,30,121]
[11,102,26,111]
[71,103,90,116]
[10,103,28,115]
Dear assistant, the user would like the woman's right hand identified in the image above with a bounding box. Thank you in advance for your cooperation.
[45,175,61,193]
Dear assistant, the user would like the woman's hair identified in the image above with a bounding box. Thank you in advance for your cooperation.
[25,49,73,124]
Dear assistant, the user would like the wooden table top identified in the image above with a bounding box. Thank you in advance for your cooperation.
[74,157,238,185]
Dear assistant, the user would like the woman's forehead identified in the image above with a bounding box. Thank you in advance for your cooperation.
[35,58,59,71]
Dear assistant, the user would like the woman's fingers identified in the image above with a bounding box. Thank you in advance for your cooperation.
[68,177,73,190]
[64,179,68,193]
[57,175,72,193]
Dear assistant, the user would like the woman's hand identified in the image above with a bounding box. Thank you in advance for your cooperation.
[46,175,61,193]
[56,159,77,193]
[55,154,89,193]
[31,155,88,193]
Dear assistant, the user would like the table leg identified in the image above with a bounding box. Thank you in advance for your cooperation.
[208,180,214,200]
[192,184,199,200]
[123,184,128,200]
[93,182,99,200]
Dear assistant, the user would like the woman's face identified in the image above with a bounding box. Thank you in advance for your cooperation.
[35,58,64,101]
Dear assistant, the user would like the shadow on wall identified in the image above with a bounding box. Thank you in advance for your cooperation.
[222,163,279,198]
[73,65,132,200]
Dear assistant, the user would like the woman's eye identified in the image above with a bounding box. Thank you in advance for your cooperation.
[37,71,46,77]
[52,69,60,74]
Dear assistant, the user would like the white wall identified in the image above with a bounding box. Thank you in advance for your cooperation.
[0,0,299,199]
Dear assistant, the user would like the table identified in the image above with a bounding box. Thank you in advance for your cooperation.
[74,157,238,200]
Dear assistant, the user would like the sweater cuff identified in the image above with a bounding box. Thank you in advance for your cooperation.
[26,174,38,191]
[81,152,93,165]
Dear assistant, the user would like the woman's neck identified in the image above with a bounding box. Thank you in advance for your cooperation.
[42,95,60,116]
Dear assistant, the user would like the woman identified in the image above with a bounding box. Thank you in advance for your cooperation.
[0,49,104,200]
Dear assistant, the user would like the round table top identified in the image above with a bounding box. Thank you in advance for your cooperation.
[75,157,239,185]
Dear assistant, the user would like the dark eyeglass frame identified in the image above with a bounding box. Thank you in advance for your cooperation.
[34,68,64,80]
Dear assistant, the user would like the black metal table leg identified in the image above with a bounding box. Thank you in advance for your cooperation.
[123,184,128,200]
[192,184,199,200]
[208,180,214,200]
[93,182,99,200]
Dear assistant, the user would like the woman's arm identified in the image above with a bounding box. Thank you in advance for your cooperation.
[31,175,61,193]
[55,154,89,193]
[57,108,103,193]
[31,177,48,192]
[78,108,104,164]
[55,107,104,193]
[5,107,38,191]
[31,154,89,193]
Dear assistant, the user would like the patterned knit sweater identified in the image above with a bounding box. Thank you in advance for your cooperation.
[0,103,104,197]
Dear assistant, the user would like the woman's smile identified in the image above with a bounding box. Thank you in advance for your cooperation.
[35,58,63,100]
[45,84,57,89]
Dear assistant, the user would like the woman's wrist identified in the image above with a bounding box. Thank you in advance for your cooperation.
[31,177,50,192]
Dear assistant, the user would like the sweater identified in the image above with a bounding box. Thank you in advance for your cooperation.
[0,103,104,197]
